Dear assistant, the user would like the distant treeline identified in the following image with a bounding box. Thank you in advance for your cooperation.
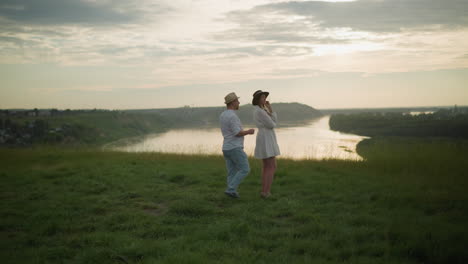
[329,108,468,138]
[1,103,322,146]
[0,111,170,146]
[126,102,323,127]
[321,106,444,115]
[0,118,93,145]
[0,108,109,117]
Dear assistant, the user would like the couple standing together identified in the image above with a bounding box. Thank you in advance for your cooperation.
[220,90,280,199]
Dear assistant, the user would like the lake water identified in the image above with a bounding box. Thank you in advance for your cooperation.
[110,116,368,160]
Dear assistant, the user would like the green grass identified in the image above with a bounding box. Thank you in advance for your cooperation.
[1,138,468,263]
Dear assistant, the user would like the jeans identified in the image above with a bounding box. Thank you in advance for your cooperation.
[223,147,250,194]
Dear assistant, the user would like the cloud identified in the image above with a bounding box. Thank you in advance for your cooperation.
[0,35,33,45]
[1,0,466,75]
[226,0,468,34]
[0,0,170,26]
[213,22,352,44]
[214,7,353,44]
[190,45,315,57]
[268,67,322,77]
[0,20,72,37]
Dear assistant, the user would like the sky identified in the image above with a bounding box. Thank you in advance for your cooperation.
[1,0,468,110]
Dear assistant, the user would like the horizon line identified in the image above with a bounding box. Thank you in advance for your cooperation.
[2,103,467,112]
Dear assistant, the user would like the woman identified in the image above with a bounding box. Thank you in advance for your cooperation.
[252,90,280,198]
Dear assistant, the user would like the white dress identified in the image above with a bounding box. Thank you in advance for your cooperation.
[253,105,281,159]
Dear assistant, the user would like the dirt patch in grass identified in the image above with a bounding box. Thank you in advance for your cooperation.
[142,203,168,216]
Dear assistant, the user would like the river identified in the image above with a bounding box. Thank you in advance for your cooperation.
[110,116,368,160]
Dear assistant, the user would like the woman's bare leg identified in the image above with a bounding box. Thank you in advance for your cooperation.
[260,157,276,196]
[261,160,268,194]
[261,159,273,196]
[268,157,276,194]
[266,157,276,194]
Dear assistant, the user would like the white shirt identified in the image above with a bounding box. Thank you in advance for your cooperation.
[220,110,244,150]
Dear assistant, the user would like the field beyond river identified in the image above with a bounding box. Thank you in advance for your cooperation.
[1,137,467,263]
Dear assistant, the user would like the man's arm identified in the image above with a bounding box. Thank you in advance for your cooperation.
[230,115,255,137]
[236,129,255,137]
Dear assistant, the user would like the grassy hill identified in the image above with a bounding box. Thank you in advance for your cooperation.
[1,137,467,263]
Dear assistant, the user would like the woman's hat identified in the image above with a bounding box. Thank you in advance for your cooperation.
[252,90,269,105]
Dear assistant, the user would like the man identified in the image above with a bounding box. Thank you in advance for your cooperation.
[220,92,255,198]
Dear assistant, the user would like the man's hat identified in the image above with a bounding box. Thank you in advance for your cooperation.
[224,92,240,104]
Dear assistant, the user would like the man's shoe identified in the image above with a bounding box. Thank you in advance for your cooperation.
[224,191,240,198]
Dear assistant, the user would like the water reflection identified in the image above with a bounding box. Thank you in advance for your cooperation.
[409,111,435,116]
[112,116,368,160]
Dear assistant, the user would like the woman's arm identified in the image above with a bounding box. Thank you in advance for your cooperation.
[270,112,277,123]
[265,101,277,123]
[255,108,277,129]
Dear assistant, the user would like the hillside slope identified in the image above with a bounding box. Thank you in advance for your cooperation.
[128,102,323,127]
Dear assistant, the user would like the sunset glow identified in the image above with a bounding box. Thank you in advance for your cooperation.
[1,0,467,109]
